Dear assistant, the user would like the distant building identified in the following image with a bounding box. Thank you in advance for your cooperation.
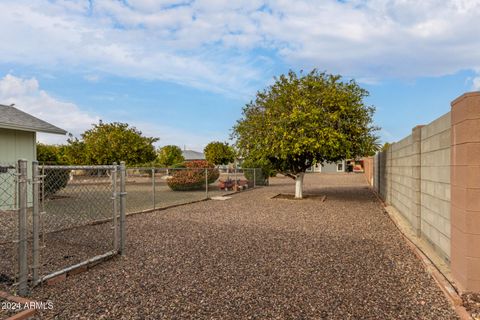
[307,159,365,173]
[307,160,346,173]
[182,149,205,161]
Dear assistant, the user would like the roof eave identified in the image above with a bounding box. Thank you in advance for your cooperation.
[0,123,67,135]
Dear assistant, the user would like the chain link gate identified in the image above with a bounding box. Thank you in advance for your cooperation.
[1,160,126,295]
[0,162,20,294]
[31,162,126,287]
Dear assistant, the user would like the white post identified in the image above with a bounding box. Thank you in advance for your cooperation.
[294,172,304,199]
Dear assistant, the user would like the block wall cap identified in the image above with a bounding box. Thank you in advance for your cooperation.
[451,92,480,107]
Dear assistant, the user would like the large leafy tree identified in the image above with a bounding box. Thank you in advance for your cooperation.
[233,70,379,198]
[37,143,61,164]
[204,141,235,165]
[68,121,158,165]
[157,145,185,167]
[37,143,71,164]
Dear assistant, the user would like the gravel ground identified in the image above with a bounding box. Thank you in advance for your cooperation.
[0,174,244,293]
[29,173,458,319]
[463,292,480,319]
[0,297,18,318]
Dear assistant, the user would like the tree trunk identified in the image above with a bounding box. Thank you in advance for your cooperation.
[295,172,304,199]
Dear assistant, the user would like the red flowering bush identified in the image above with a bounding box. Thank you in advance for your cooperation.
[167,160,219,191]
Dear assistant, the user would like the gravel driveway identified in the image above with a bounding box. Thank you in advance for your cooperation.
[30,173,458,319]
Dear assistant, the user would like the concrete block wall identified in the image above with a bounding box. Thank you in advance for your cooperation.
[450,92,480,292]
[363,156,374,186]
[420,113,451,261]
[389,134,418,231]
[372,114,451,262]
[367,92,480,292]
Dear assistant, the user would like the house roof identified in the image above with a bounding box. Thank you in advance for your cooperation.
[182,149,205,160]
[0,104,67,135]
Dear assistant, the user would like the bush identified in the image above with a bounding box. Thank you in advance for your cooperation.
[243,168,268,186]
[43,169,70,198]
[241,159,275,186]
[167,160,219,191]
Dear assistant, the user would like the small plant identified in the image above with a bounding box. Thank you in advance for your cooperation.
[42,169,70,198]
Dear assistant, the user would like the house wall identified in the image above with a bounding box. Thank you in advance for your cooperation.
[322,161,345,173]
[0,128,36,210]
[308,161,345,173]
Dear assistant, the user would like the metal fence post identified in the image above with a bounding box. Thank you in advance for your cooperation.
[32,161,40,285]
[234,166,238,192]
[112,163,118,252]
[253,168,256,188]
[205,168,208,199]
[119,161,126,255]
[152,168,156,210]
[17,159,28,295]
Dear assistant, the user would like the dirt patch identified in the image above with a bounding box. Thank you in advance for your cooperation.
[272,193,326,201]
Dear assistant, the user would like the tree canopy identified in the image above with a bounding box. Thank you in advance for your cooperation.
[157,145,185,167]
[66,121,158,165]
[37,143,67,164]
[204,141,235,165]
[232,69,379,197]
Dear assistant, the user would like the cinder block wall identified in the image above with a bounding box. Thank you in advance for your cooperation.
[370,112,452,262]
[420,113,451,261]
[389,134,417,229]
[366,92,480,291]
[450,92,480,292]
[363,157,374,185]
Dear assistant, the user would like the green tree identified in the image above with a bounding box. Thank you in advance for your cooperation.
[157,145,185,167]
[62,135,87,165]
[37,143,60,164]
[69,121,158,165]
[233,69,379,198]
[204,141,235,165]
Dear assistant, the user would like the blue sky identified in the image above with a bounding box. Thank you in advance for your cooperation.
[0,0,479,151]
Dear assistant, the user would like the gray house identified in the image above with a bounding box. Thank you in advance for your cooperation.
[307,160,346,173]
[0,104,66,209]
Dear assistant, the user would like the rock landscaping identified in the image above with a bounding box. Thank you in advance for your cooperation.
[30,174,459,319]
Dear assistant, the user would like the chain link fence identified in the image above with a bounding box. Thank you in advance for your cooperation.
[1,160,265,296]
[125,166,267,214]
[0,163,18,293]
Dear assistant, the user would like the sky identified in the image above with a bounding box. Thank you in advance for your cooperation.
[0,0,479,151]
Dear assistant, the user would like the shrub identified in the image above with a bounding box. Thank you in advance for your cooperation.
[243,168,268,186]
[42,169,70,198]
[241,158,275,186]
[167,160,219,191]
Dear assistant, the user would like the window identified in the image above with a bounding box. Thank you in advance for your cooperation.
[337,162,343,172]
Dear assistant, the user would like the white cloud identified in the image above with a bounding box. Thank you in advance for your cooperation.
[136,121,227,152]
[0,74,99,144]
[0,0,479,94]
[473,76,480,91]
[0,74,221,149]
